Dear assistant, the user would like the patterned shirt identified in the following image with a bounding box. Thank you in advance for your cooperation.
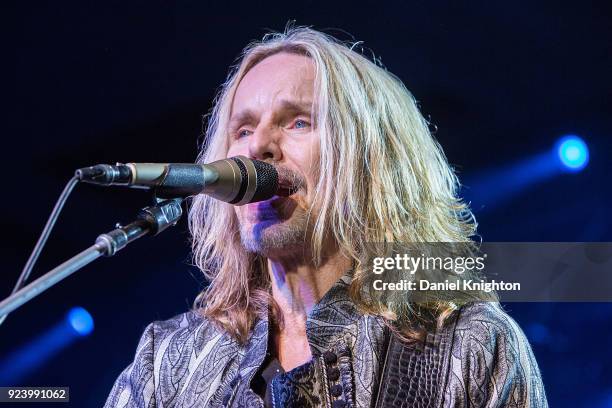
[104,274,548,407]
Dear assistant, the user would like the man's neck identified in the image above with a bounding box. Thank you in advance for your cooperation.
[268,251,351,323]
[266,249,351,370]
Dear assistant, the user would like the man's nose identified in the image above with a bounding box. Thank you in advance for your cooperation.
[247,124,282,161]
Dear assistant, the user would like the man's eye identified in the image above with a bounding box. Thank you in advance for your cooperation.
[237,129,251,138]
[293,119,310,129]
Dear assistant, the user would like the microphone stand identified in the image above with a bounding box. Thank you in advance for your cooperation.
[0,197,183,319]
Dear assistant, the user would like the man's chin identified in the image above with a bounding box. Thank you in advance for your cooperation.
[239,221,307,257]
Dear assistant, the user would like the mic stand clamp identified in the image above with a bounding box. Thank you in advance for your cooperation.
[97,198,183,256]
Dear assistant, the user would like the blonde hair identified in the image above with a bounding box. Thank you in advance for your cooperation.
[189,25,491,344]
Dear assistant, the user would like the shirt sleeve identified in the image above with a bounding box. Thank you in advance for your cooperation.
[445,303,549,407]
[103,322,157,408]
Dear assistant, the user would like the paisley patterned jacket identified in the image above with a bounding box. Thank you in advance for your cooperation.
[104,274,548,407]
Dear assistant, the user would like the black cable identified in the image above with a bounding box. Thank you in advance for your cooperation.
[0,176,80,327]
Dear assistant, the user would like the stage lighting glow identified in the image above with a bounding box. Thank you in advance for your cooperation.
[526,322,550,344]
[67,307,94,336]
[557,135,589,171]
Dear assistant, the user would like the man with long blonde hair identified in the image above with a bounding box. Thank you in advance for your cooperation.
[105,26,547,407]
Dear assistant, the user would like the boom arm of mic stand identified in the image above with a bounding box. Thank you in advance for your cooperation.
[0,198,183,319]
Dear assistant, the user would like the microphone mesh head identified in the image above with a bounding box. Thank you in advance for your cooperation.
[228,157,278,204]
[251,159,279,202]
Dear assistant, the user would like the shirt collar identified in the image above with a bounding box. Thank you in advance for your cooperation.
[305,270,362,354]
[241,270,361,366]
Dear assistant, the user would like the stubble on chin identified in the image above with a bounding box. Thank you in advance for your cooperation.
[239,211,310,257]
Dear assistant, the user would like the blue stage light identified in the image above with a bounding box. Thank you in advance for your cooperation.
[0,307,94,384]
[556,135,589,171]
[67,307,94,336]
[526,322,550,345]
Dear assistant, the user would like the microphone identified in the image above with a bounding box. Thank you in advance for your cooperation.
[75,156,279,205]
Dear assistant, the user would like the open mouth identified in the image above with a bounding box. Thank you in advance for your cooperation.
[273,166,305,197]
[275,175,303,197]
[276,184,299,197]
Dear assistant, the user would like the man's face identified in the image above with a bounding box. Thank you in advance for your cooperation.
[227,52,319,257]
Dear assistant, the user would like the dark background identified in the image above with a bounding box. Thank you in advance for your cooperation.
[2,1,611,406]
